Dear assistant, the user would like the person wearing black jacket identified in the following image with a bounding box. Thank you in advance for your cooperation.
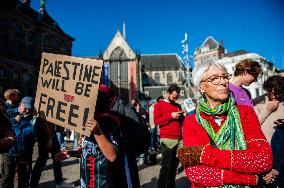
[0,98,14,153]
[99,84,150,188]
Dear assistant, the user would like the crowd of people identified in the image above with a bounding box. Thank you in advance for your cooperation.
[0,89,74,188]
[0,58,283,188]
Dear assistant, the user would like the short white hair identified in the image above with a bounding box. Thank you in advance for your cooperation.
[192,60,227,88]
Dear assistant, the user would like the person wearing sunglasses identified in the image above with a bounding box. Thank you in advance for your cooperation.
[177,60,272,187]
[229,59,262,107]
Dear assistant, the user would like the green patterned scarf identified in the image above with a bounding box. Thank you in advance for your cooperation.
[196,95,247,150]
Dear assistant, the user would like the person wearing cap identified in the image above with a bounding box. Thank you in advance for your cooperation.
[0,96,36,188]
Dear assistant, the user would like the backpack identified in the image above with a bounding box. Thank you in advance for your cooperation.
[111,98,150,156]
[9,116,36,156]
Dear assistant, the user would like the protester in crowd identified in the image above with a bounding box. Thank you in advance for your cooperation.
[0,98,14,187]
[0,98,14,153]
[154,84,184,188]
[0,96,36,188]
[255,75,284,144]
[0,89,20,188]
[229,59,262,107]
[3,89,20,124]
[103,84,149,188]
[254,75,284,186]
[268,120,284,187]
[177,60,272,187]
[55,88,128,188]
[131,98,149,165]
[30,121,74,188]
[147,96,163,165]
[3,89,20,110]
[131,98,148,125]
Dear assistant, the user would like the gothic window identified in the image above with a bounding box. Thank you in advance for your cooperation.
[14,24,23,38]
[120,61,128,81]
[110,47,128,61]
[23,73,33,82]
[167,72,173,85]
[110,61,118,81]
[13,71,21,80]
[154,73,160,85]
[27,44,35,60]
[13,39,22,56]
[27,31,35,43]
[142,73,150,86]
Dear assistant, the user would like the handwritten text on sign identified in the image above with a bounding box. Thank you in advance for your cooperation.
[34,53,103,136]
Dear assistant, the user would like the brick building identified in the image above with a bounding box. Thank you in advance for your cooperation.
[0,0,74,97]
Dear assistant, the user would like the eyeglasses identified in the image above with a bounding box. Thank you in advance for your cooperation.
[201,74,232,85]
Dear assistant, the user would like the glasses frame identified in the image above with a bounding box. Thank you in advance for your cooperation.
[201,73,232,85]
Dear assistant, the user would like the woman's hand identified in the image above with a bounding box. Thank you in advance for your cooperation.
[85,117,101,135]
[55,151,70,162]
[177,146,204,166]
[263,169,279,184]
[274,119,284,127]
[266,100,279,113]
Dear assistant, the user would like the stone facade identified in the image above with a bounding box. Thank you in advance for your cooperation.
[103,30,139,103]
[194,36,225,67]
[103,31,188,104]
[0,0,74,97]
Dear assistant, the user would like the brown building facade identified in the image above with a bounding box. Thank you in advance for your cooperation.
[0,0,74,97]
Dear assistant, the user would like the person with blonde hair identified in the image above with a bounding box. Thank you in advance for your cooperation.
[177,60,272,187]
[229,59,262,107]
[4,88,20,107]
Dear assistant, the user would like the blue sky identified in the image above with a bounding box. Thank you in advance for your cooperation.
[31,0,284,68]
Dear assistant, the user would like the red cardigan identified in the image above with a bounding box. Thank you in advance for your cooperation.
[183,105,272,187]
[154,100,183,139]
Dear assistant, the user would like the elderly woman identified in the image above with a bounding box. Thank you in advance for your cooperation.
[177,61,272,187]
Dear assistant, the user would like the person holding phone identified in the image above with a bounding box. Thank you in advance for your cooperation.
[254,75,284,144]
[254,75,284,186]
[154,84,184,188]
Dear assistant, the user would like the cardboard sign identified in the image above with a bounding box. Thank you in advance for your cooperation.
[34,53,103,136]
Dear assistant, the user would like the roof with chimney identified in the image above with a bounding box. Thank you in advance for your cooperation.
[194,36,223,53]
